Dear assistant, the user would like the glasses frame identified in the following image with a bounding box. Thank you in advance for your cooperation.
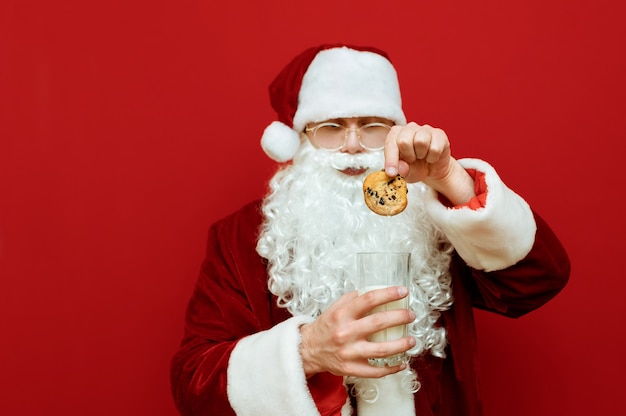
[305,122,392,151]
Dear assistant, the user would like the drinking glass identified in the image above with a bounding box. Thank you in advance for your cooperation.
[356,252,411,367]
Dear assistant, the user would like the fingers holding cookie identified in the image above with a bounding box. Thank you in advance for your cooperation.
[384,123,452,184]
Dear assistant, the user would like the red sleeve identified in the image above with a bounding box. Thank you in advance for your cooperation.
[459,211,570,317]
[170,220,256,416]
[309,372,350,415]
[170,201,349,415]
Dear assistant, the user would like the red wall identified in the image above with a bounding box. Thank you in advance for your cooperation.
[1,1,624,414]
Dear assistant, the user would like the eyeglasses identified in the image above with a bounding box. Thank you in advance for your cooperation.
[305,122,392,151]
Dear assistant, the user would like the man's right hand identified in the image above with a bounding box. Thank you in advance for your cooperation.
[298,286,416,379]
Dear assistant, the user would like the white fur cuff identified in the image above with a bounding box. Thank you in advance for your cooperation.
[423,158,536,272]
[227,315,318,415]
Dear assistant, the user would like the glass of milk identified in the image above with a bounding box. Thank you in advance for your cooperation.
[357,252,411,367]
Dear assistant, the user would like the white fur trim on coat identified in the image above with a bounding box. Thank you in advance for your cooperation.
[292,47,407,132]
[423,158,536,272]
[227,315,319,415]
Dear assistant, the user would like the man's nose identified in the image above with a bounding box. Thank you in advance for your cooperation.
[341,127,363,153]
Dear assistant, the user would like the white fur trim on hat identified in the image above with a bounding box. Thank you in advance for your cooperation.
[261,121,302,162]
[292,47,407,132]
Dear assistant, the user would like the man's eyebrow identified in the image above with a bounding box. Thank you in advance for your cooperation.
[361,117,384,123]
[324,117,389,124]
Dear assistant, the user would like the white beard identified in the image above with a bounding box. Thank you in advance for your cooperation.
[256,141,454,359]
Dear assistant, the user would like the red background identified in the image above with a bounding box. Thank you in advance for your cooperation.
[1,0,624,414]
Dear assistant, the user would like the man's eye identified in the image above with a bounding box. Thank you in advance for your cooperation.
[319,124,343,132]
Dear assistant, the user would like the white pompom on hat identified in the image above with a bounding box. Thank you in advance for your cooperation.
[261,44,407,162]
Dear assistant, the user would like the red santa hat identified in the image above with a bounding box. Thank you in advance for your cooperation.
[261,44,407,162]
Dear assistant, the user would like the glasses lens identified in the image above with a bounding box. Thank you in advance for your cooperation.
[314,124,344,149]
[360,123,390,150]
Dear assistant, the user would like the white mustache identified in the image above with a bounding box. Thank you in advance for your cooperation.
[314,149,384,171]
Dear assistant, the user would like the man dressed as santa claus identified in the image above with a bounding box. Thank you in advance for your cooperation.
[170,44,570,416]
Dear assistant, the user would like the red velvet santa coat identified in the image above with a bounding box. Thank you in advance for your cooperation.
[170,159,570,416]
